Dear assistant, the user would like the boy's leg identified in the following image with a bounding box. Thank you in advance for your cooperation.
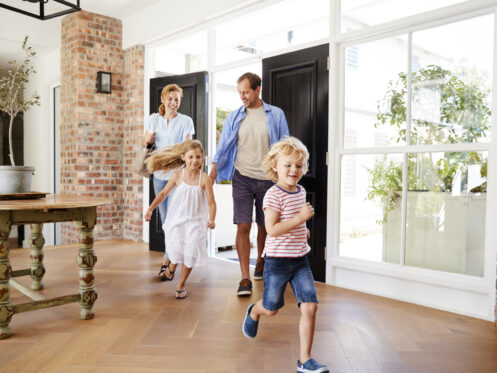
[243,257,289,338]
[251,300,278,321]
[242,300,278,338]
[289,257,325,368]
[299,302,317,363]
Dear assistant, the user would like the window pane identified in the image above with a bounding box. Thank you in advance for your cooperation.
[216,0,328,65]
[153,31,208,75]
[345,37,407,148]
[404,151,487,276]
[213,63,261,145]
[341,0,466,33]
[410,15,493,145]
[339,154,403,264]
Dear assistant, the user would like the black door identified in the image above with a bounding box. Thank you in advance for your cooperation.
[262,44,328,282]
[148,72,208,252]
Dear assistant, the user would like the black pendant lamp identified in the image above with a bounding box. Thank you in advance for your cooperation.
[0,0,81,21]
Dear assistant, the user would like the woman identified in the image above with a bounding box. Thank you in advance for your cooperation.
[143,84,194,280]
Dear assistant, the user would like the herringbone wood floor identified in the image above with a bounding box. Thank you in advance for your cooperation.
[1,240,497,373]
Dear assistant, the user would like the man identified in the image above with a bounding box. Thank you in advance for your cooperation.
[210,72,289,296]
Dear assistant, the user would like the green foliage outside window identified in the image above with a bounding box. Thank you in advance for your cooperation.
[216,107,232,184]
[367,65,491,222]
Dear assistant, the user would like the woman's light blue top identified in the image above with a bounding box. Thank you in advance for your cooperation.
[145,112,195,180]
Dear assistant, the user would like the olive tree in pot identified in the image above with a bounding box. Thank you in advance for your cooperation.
[0,36,40,194]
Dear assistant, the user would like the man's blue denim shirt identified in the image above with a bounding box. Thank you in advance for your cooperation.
[212,101,289,182]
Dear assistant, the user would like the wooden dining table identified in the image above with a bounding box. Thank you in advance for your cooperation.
[0,193,111,339]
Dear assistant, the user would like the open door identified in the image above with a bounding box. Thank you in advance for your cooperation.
[262,44,329,282]
[148,72,208,252]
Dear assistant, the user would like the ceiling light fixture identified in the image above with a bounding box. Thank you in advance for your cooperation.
[0,0,81,21]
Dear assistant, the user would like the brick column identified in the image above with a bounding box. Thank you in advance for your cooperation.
[60,11,124,242]
[123,45,145,241]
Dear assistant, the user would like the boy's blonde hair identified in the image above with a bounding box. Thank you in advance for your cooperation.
[262,136,309,182]
[146,139,204,174]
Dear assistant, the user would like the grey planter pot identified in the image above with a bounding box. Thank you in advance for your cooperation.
[0,166,35,194]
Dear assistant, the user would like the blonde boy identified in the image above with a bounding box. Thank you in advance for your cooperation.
[242,136,329,373]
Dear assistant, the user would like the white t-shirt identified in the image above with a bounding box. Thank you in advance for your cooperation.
[262,184,310,257]
[145,113,195,180]
[234,106,269,180]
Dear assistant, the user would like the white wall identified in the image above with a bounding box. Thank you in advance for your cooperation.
[23,49,60,246]
[0,10,60,67]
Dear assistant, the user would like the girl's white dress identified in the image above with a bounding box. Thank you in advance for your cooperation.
[163,169,208,268]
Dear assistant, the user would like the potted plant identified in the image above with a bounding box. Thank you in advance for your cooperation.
[0,36,40,194]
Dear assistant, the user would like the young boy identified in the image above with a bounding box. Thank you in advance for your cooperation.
[242,136,329,373]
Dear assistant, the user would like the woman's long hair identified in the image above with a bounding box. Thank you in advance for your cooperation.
[146,139,204,174]
[158,84,183,115]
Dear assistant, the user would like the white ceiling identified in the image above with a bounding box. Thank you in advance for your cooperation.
[0,0,162,68]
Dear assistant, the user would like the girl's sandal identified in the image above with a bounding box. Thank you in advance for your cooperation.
[158,263,175,281]
[175,289,188,300]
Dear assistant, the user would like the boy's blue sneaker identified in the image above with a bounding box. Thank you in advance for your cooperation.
[296,358,329,373]
[242,303,258,339]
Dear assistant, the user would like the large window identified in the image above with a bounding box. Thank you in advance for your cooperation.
[215,0,329,65]
[339,14,493,277]
[341,0,467,33]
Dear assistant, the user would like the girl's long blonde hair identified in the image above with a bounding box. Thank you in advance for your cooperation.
[146,139,204,174]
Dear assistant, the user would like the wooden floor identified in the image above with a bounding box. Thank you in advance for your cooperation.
[1,240,497,373]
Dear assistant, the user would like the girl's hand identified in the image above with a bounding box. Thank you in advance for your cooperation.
[144,209,152,222]
[306,228,310,239]
[298,202,314,223]
[207,220,215,229]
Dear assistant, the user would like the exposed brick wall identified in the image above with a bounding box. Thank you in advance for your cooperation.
[60,10,144,242]
[123,45,145,241]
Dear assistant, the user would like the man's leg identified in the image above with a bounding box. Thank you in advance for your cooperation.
[232,170,257,295]
[256,224,266,264]
[236,222,252,280]
[254,179,272,280]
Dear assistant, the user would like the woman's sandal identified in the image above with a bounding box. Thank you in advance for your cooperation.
[158,263,175,281]
[175,289,188,300]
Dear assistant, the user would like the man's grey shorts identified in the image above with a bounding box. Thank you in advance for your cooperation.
[232,169,273,226]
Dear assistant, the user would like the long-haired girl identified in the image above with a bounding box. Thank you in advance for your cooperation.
[145,140,216,299]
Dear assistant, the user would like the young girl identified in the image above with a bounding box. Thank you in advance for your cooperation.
[144,140,216,299]
[242,136,329,373]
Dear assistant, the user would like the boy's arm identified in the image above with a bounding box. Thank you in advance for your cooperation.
[264,202,314,237]
[203,173,216,229]
[144,172,178,222]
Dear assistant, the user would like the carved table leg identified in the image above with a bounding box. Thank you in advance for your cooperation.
[0,211,12,339]
[77,207,97,320]
[29,223,45,290]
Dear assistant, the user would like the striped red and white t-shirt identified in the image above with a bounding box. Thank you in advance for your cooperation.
[262,184,310,257]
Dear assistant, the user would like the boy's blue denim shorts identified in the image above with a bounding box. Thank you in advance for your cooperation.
[262,256,318,311]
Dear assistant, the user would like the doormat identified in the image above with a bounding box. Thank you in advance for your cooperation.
[228,258,256,266]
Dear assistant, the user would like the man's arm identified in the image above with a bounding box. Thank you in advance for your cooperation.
[209,163,217,185]
[278,108,290,138]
